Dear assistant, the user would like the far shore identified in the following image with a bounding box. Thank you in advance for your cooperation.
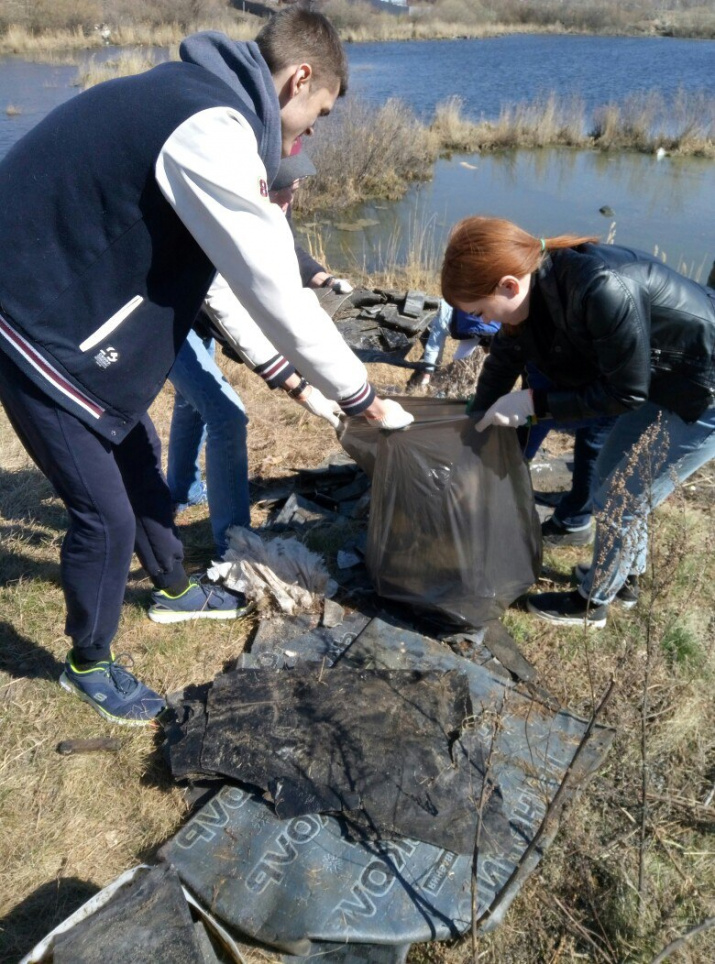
[1,13,714,60]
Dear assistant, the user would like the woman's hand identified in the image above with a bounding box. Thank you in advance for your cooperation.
[475,389,534,431]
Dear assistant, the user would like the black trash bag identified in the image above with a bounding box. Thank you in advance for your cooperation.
[340,397,541,627]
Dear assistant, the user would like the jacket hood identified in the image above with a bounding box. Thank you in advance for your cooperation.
[179,32,281,185]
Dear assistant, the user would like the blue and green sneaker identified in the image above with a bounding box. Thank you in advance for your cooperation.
[148,575,252,624]
[60,653,165,726]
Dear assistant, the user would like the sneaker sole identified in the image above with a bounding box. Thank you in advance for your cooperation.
[526,600,607,628]
[59,673,159,727]
[147,603,254,624]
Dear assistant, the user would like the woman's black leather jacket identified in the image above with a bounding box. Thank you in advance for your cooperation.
[473,243,715,423]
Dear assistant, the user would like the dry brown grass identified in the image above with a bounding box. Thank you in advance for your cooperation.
[431,91,715,158]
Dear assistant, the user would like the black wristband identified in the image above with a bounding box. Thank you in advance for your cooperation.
[285,377,309,399]
[320,275,335,288]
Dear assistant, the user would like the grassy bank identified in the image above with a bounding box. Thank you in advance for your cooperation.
[1,0,715,55]
[292,88,715,219]
[1,285,714,962]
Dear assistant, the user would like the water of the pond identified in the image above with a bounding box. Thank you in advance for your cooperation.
[312,147,715,283]
[1,35,713,277]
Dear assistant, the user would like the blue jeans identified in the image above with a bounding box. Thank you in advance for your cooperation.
[582,400,715,605]
[523,368,617,529]
[168,330,250,556]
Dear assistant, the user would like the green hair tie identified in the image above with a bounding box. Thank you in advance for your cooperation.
[539,238,546,252]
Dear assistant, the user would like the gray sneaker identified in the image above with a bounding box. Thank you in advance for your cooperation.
[60,653,165,726]
[572,564,640,609]
[148,575,253,624]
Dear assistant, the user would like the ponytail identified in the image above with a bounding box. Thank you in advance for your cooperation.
[441,216,598,306]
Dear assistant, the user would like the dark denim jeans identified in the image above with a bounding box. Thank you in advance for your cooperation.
[522,367,617,530]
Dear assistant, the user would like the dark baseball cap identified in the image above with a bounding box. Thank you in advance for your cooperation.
[271,151,317,191]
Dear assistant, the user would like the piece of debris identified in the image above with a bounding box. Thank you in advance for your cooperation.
[210,526,336,615]
[321,598,345,628]
[56,737,121,756]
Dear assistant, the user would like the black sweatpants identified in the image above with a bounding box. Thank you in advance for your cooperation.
[0,349,185,661]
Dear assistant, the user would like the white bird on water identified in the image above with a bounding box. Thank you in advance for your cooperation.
[655,147,667,160]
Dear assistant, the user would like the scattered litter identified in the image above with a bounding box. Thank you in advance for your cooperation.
[322,599,345,628]
[315,286,438,369]
[157,615,612,952]
[52,864,201,964]
[166,663,511,855]
[337,549,361,569]
[28,608,614,963]
[209,526,336,615]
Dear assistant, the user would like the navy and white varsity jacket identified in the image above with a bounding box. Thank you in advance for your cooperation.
[0,33,374,442]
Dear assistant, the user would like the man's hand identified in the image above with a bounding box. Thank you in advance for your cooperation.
[296,385,342,428]
[364,397,414,430]
[475,389,534,432]
[311,272,353,295]
[331,278,353,294]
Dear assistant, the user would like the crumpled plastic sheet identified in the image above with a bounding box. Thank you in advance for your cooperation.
[159,617,613,953]
[166,664,512,856]
[208,526,337,614]
[340,397,542,628]
[281,942,410,963]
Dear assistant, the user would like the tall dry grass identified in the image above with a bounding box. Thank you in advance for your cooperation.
[294,96,439,214]
[430,90,715,159]
[2,0,714,50]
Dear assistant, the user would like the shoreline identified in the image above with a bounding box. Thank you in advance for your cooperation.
[1,19,714,60]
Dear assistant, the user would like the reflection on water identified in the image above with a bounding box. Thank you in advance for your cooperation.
[0,47,165,160]
[312,148,715,283]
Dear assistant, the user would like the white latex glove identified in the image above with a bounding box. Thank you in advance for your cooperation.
[296,385,342,428]
[366,398,414,431]
[475,389,534,432]
[332,278,353,294]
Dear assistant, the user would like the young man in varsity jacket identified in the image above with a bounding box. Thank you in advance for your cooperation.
[0,8,413,726]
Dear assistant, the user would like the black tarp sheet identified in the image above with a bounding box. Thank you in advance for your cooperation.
[340,397,542,628]
[166,665,513,855]
[52,865,204,964]
[160,617,613,952]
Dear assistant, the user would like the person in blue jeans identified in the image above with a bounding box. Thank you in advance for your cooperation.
[408,298,500,388]
[442,216,715,628]
[168,150,352,557]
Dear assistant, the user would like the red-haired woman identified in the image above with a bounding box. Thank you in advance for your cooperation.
[441,216,715,628]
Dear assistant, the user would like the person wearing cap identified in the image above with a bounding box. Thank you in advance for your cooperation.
[0,7,412,727]
[167,150,353,558]
[408,298,501,390]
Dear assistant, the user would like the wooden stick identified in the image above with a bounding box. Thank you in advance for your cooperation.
[57,737,121,755]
